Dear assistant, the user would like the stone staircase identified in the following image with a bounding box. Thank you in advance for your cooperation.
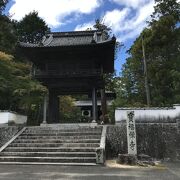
[0,125,106,165]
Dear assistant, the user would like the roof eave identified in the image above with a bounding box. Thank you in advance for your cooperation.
[19,37,116,49]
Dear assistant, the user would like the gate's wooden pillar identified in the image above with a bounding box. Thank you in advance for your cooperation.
[49,90,59,123]
[42,94,48,124]
[92,87,97,122]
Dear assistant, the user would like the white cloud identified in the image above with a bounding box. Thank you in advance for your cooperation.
[103,8,130,33]
[103,0,154,42]
[111,0,150,9]
[75,22,95,31]
[10,0,155,43]
[117,23,146,42]
[9,0,101,27]
[74,0,154,42]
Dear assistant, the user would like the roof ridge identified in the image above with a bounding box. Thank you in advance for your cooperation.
[49,30,99,34]
[46,30,102,37]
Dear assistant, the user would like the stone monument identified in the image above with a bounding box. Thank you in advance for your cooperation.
[126,111,137,155]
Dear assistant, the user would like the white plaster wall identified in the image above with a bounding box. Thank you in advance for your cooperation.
[0,112,27,124]
[75,100,113,106]
[0,112,9,124]
[115,104,180,122]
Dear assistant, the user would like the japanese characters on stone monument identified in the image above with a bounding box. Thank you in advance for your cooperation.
[126,111,137,155]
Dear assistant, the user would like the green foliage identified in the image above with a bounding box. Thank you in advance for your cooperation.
[16,11,50,43]
[0,1,17,53]
[151,0,180,22]
[93,19,111,39]
[59,96,82,123]
[0,51,47,124]
[0,0,8,14]
[0,4,50,125]
[0,15,17,53]
[114,0,180,107]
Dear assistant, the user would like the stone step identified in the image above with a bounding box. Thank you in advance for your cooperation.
[23,132,102,135]
[0,152,96,157]
[24,129,102,133]
[0,126,105,165]
[16,135,101,140]
[4,147,96,152]
[21,132,101,136]
[26,127,102,131]
[0,156,96,163]
[9,143,100,148]
[0,162,97,165]
[13,139,100,143]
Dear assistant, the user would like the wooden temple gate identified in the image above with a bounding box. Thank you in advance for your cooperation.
[20,31,116,124]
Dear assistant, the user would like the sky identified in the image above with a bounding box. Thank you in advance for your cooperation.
[6,0,155,76]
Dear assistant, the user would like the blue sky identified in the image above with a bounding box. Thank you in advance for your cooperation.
[6,0,155,76]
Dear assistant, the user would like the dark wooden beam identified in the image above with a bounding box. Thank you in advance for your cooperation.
[48,90,59,123]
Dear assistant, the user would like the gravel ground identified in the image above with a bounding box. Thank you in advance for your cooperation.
[0,161,179,180]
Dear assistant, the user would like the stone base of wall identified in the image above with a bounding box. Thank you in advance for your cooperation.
[0,126,22,147]
[106,123,179,160]
[117,154,137,165]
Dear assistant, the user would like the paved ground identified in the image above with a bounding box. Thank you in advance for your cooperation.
[0,162,179,180]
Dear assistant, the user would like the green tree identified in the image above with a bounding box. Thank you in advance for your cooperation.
[147,0,180,105]
[0,0,17,53]
[0,3,50,125]
[16,11,50,43]
[0,15,17,53]
[0,51,47,124]
[116,0,180,107]
[0,0,8,14]
[93,19,111,39]
[151,0,180,22]
[59,96,81,123]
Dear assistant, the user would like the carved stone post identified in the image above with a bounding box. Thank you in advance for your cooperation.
[126,111,137,155]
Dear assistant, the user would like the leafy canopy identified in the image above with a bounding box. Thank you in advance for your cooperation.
[16,11,50,43]
[113,0,180,107]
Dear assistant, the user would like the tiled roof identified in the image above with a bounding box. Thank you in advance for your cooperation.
[19,42,39,47]
[19,30,112,48]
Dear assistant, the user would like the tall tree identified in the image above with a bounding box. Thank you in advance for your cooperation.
[0,0,8,14]
[116,0,180,107]
[0,51,47,113]
[0,0,17,53]
[16,11,50,43]
[0,4,50,124]
[0,16,17,53]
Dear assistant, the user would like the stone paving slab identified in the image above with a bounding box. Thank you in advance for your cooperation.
[0,162,179,180]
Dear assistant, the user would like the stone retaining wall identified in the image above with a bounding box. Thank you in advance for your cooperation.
[0,126,22,147]
[106,122,179,160]
[0,124,179,161]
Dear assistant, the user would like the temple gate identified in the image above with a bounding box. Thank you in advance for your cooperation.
[20,31,116,123]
